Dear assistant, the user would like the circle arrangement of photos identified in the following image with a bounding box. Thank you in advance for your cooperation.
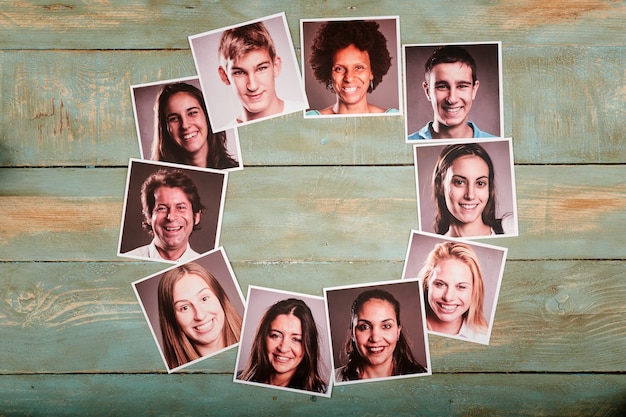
[118,12,518,398]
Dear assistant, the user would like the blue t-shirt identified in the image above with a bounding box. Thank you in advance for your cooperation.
[306,108,399,116]
[407,121,496,140]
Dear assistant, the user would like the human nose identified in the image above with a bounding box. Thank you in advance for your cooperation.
[368,327,381,342]
[247,73,258,91]
[166,208,179,221]
[464,183,475,200]
[447,87,457,103]
[180,114,190,130]
[192,305,206,321]
[441,286,455,301]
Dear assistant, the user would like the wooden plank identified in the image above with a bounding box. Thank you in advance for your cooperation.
[0,47,623,167]
[0,260,624,373]
[0,166,624,262]
[0,373,624,416]
[0,1,623,49]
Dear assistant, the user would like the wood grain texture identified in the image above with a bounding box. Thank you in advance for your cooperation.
[1,1,625,415]
[1,261,624,374]
[0,46,624,166]
[0,374,624,417]
[0,166,624,262]
[0,0,623,49]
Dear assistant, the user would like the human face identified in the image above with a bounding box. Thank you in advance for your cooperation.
[427,258,473,331]
[353,299,400,374]
[424,63,479,131]
[330,44,373,109]
[149,186,201,260]
[165,92,209,157]
[443,155,490,227]
[222,49,282,120]
[173,273,226,355]
[265,313,304,383]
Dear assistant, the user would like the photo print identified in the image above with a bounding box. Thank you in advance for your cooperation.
[130,76,242,171]
[132,247,246,372]
[402,230,507,345]
[301,16,402,117]
[189,12,309,132]
[118,158,228,263]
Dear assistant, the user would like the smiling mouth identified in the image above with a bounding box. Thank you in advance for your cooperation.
[194,318,215,333]
[183,132,198,141]
[438,303,460,313]
[342,86,359,94]
[366,346,385,354]
[165,226,183,232]
[460,203,480,210]
[443,106,463,114]
[246,91,265,101]
[273,354,293,363]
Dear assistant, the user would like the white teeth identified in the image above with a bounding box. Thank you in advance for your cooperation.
[183,132,197,140]
[460,204,478,210]
[195,320,213,331]
[368,347,384,353]
[165,226,182,231]
[439,304,458,312]
[274,355,291,362]
[343,87,358,93]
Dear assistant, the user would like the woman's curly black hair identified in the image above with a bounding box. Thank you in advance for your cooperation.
[309,20,392,92]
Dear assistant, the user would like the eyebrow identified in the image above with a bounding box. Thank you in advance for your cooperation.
[167,106,201,117]
[231,60,271,72]
[452,174,489,181]
[173,287,210,306]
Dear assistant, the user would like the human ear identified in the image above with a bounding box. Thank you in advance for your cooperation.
[472,80,480,100]
[194,212,201,226]
[218,67,230,85]
[273,56,282,77]
[422,81,431,101]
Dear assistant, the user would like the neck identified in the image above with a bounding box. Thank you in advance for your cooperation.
[431,120,473,139]
[333,99,370,114]
[241,96,284,122]
[155,242,187,261]
[446,221,491,238]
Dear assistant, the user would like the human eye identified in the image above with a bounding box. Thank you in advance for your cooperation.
[433,280,446,288]
[177,304,189,312]
[155,205,168,213]
[356,323,371,331]
[257,64,269,72]
[167,115,180,124]
[292,337,302,344]
[231,69,245,77]
[382,323,392,330]
[435,83,449,91]
[269,331,282,340]
[332,66,345,74]
[176,204,188,211]
[477,179,488,187]
[453,178,466,186]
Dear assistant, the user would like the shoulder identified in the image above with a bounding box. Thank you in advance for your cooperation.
[469,121,497,138]
[408,122,432,140]
[499,213,516,235]
[334,366,347,382]
[125,244,150,257]
[305,109,322,116]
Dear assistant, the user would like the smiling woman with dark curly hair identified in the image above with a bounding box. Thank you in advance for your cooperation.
[307,20,397,115]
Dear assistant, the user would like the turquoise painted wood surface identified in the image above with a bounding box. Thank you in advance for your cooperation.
[0,1,624,415]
